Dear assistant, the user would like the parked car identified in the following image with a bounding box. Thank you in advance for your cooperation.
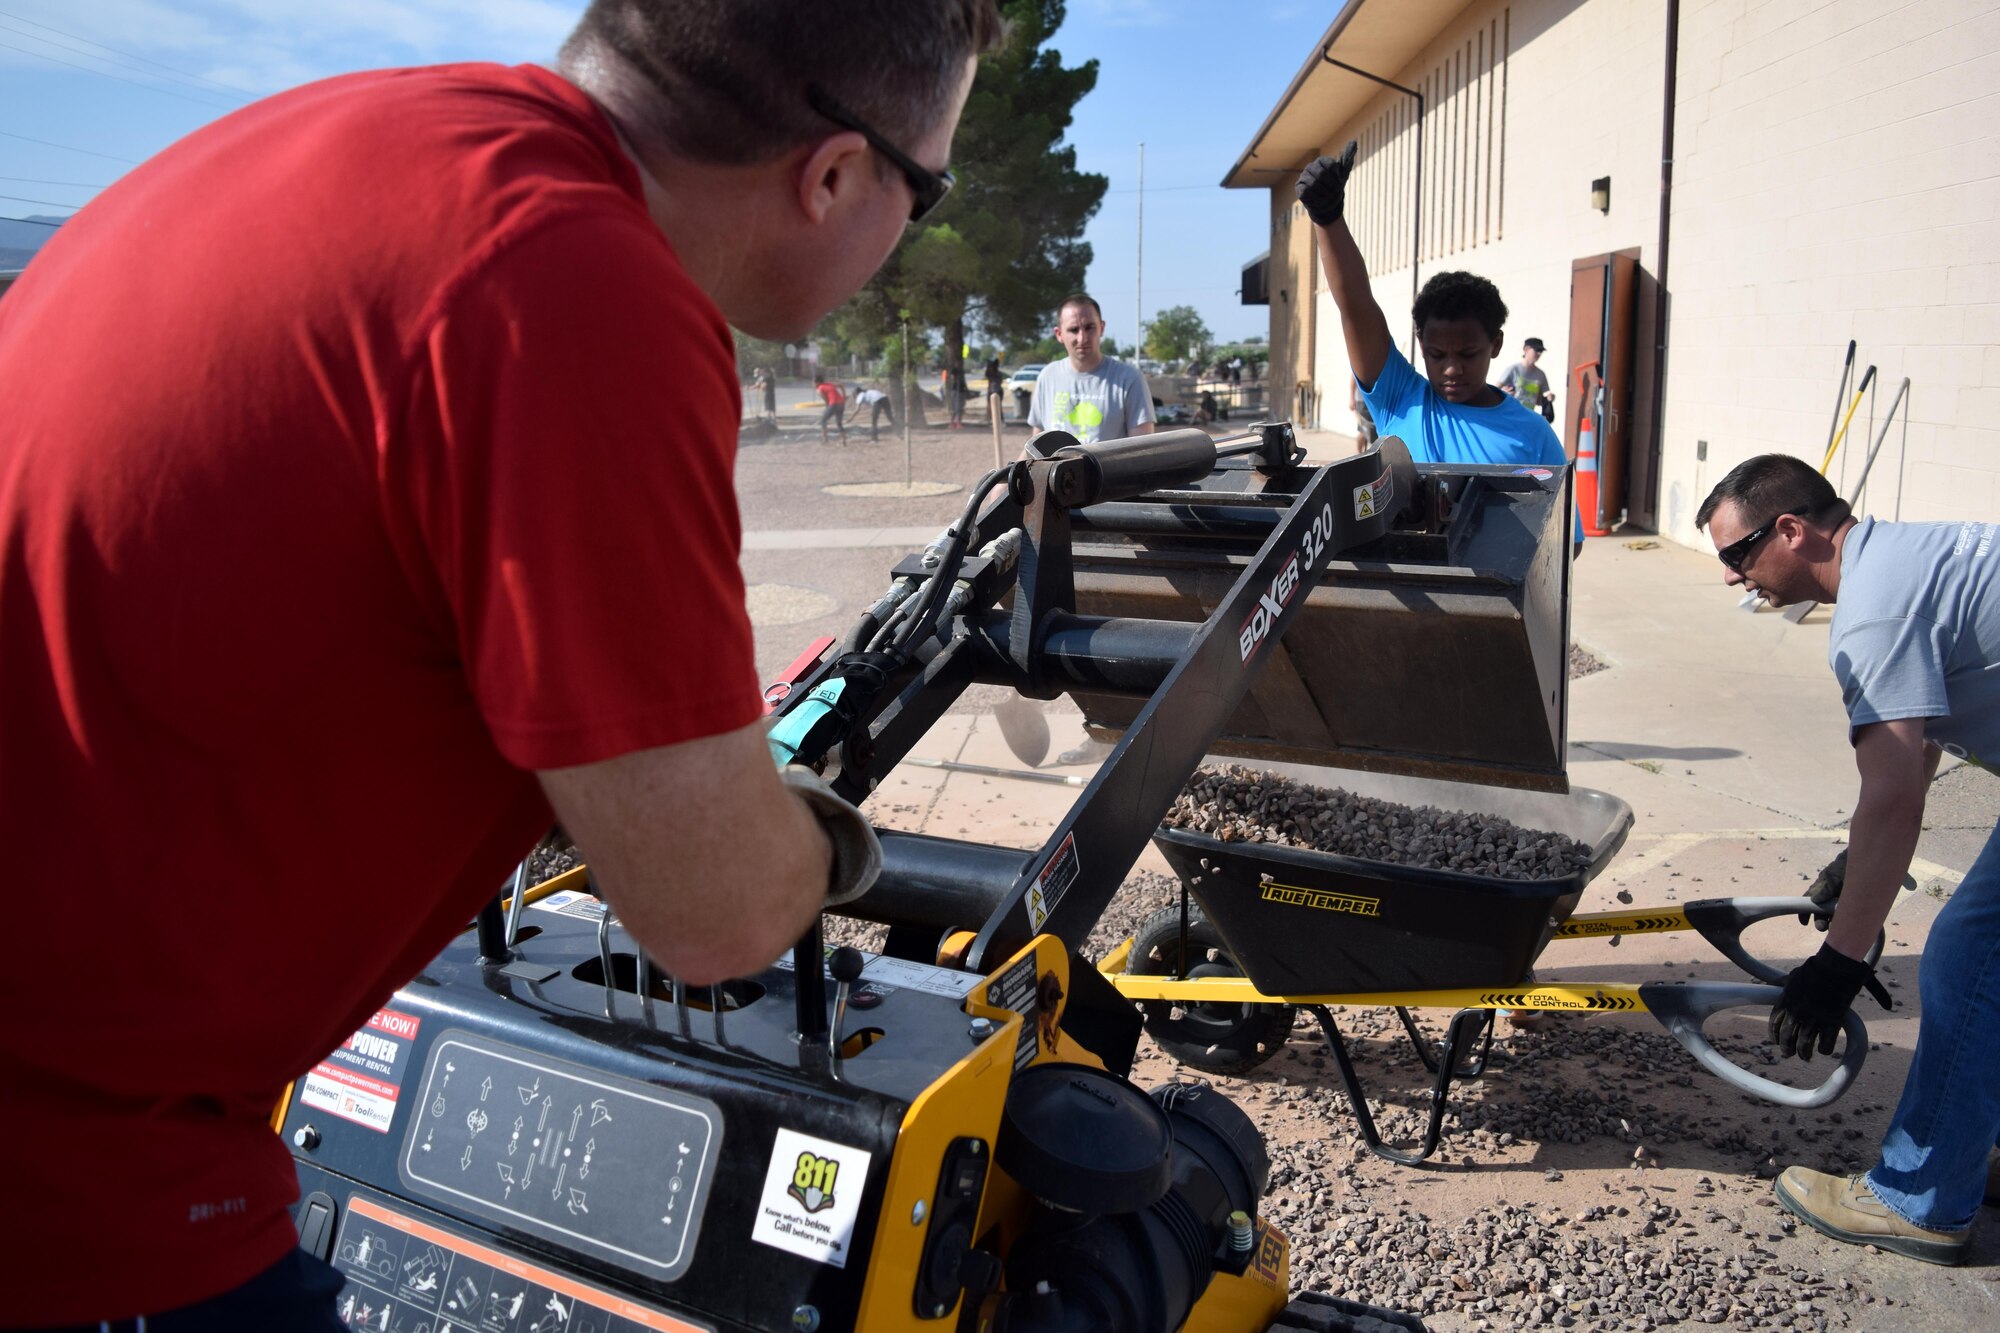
[1006,363,1044,421]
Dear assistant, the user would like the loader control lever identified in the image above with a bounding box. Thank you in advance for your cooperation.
[828,946,864,1061]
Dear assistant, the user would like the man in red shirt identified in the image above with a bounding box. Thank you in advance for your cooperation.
[0,1,998,1327]
[815,375,850,445]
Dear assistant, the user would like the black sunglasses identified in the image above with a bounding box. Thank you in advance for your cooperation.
[1716,506,1808,572]
[806,85,954,223]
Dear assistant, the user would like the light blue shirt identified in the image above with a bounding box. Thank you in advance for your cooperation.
[1830,518,2000,771]
[1360,345,1580,543]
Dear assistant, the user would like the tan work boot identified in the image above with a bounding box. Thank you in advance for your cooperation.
[1775,1166,1970,1265]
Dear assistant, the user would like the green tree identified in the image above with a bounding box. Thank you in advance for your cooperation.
[733,330,788,378]
[829,1,1105,422]
[1143,306,1211,365]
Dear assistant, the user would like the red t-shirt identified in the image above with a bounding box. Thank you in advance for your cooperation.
[817,381,845,406]
[0,64,761,1322]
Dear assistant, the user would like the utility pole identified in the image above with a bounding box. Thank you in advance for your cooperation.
[900,312,913,487]
[1135,141,1144,359]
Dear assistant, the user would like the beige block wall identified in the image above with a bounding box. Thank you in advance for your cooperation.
[1266,183,1319,427]
[1297,0,1668,454]
[1658,0,2000,543]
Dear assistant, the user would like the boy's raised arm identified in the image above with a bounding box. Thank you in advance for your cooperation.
[1298,142,1392,391]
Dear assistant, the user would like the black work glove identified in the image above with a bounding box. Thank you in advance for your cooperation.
[1770,942,1891,1061]
[1800,848,1846,929]
[1295,140,1358,228]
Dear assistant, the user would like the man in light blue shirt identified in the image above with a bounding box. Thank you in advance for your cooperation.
[1027,293,1155,446]
[1699,453,1999,1266]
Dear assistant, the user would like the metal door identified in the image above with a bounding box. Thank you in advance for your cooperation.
[1566,249,1639,531]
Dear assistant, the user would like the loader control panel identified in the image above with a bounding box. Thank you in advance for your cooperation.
[397,1034,721,1280]
[284,888,1010,1333]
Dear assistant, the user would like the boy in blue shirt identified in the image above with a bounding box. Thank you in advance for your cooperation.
[1297,143,1579,547]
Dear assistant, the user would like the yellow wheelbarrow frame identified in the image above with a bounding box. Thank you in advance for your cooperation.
[1098,894,1870,1165]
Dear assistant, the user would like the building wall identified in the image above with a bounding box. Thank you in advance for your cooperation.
[1658,0,2000,542]
[1290,0,1669,454]
[1265,185,1319,427]
[1259,0,1998,543]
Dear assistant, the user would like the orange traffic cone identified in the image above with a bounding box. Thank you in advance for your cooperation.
[1576,414,1608,537]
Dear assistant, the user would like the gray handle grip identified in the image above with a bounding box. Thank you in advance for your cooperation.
[1682,896,1885,985]
[1639,981,1866,1109]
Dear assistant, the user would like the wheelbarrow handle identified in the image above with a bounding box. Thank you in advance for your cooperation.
[1638,980,1866,1109]
[1681,896,1885,985]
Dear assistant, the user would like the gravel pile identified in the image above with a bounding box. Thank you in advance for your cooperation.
[525,838,582,885]
[1148,1000,1900,1330]
[1168,1000,1904,1320]
[1569,644,1607,679]
[1165,765,1595,881]
[1268,1174,1874,1331]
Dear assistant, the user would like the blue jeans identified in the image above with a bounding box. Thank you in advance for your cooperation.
[1867,817,2000,1232]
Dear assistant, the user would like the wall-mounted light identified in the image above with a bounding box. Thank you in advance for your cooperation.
[1591,176,1611,214]
[1279,288,1289,304]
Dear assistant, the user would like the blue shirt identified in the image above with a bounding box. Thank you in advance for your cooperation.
[1360,345,1566,467]
[1360,345,1579,542]
[1830,518,2000,771]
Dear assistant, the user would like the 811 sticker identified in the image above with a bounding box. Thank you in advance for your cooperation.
[752,1128,873,1268]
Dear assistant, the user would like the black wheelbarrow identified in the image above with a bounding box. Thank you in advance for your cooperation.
[1098,764,1871,1164]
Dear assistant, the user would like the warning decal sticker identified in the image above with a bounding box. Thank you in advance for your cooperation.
[529,888,608,920]
[986,953,1042,1071]
[752,1128,874,1269]
[1026,831,1079,932]
[332,1193,711,1332]
[301,1007,420,1134]
[1352,471,1390,520]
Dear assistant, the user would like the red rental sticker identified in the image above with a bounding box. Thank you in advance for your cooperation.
[368,1010,420,1041]
[299,1006,423,1134]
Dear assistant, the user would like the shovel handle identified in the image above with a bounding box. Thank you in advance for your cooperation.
[1682,896,1884,985]
[1640,981,1865,1109]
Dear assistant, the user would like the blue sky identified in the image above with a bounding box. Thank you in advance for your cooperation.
[0,1,1338,344]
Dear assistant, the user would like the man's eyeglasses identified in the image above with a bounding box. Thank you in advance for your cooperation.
[806,85,954,223]
[1716,506,1808,572]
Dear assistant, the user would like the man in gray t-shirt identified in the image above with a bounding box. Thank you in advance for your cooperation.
[1027,292,1156,446]
[1698,453,1999,1266]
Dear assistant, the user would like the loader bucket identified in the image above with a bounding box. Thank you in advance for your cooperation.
[1064,458,1574,792]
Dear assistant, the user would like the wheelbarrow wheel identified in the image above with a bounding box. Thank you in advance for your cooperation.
[1129,904,1296,1076]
